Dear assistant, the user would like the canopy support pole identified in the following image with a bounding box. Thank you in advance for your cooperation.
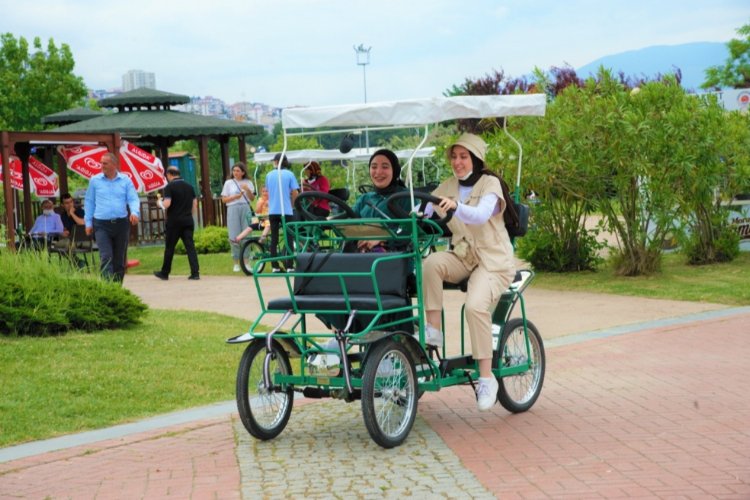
[503,119,523,203]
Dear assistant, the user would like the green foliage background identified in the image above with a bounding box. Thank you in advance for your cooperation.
[0,33,87,131]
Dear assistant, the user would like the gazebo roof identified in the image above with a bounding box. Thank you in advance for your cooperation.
[41,107,104,125]
[49,110,263,139]
[98,88,190,108]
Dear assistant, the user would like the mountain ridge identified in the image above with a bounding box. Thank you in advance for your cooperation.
[576,41,729,91]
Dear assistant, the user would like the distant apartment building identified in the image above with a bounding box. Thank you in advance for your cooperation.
[176,96,228,117]
[122,70,156,91]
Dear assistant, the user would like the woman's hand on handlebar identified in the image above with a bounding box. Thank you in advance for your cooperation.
[434,196,458,216]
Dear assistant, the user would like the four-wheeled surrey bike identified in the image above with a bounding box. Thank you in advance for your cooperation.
[227,94,547,448]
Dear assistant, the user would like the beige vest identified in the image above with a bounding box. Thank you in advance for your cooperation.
[433,175,515,273]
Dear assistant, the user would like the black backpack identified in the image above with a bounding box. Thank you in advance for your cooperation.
[499,177,529,238]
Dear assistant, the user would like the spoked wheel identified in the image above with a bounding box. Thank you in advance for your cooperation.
[361,339,418,448]
[496,318,545,413]
[239,239,266,275]
[236,339,294,440]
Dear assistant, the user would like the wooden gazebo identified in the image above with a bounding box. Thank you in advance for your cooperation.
[50,88,264,225]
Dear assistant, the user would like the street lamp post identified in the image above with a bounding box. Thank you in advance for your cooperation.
[354,44,371,150]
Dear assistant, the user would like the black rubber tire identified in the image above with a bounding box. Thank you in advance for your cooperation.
[361,339,418,448]
[294,191,357,221]
[236,339,294,440]
[496,318,545,413]
[239,239,266,275]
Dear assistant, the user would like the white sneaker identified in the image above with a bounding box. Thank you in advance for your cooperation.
[476,377,499,411]
[233,264,241,272]
[418,324,443,348]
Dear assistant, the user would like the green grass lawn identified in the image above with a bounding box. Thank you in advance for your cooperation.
[0,309,247,447]
[127,244,239,276]
[532,252,750,306]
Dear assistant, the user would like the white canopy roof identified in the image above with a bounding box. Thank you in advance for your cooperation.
[282,94,546,129]
[253,147,435,164]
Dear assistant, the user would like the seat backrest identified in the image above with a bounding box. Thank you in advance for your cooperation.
[293,252,408,297]
[329,188,350,203]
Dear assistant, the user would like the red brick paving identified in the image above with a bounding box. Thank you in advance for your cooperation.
[1,313,748,498]
[421,312,750,498]
[0,418,240,499]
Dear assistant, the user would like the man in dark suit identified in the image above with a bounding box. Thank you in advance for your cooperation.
[153,166,200,280]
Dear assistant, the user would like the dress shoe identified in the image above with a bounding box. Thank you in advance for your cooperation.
[153,271,169,281]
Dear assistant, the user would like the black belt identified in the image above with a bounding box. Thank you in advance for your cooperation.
[94,217,128,223]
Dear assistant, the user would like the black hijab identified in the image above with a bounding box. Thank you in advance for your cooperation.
[369,149,405,195]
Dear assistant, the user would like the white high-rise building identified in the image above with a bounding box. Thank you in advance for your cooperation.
[122,70,156,91]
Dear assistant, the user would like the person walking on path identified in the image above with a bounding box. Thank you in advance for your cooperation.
[84,151,140,283]
[265,153,299,272]
[221,163,255,272]
[153,166,200,280]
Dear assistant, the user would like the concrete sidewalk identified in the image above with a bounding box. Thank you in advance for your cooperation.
[1,275,748,498]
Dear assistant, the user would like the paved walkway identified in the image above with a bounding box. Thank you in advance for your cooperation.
[1,275,749,498]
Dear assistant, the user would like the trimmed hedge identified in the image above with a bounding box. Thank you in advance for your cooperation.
[0,250,147,336]
[176,225,230,254]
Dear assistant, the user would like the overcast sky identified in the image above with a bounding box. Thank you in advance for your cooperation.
[2,0,747,108]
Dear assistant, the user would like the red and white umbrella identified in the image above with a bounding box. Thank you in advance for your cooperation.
[57,140,167,193]
[0,154,60,197]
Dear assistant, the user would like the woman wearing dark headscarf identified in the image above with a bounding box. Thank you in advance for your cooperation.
[351,148,412,251]
[422,133,516,412]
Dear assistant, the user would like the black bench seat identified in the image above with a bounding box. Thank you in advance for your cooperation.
[266,252,411,314]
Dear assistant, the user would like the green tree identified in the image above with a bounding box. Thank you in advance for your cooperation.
[0,33,87,131]
[702,22,750,89]
[674,95,750,264]
[493,79,605,272]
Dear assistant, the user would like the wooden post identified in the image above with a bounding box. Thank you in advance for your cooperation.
[220,137,230,179]
[1,131,16,250]
[14,142,33,230]
[238,135,247,166]
[198,135,213,225]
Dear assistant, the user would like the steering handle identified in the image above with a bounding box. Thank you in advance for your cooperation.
[386,191,454,225]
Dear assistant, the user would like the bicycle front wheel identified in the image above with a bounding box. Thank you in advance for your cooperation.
[240,239,266,275]
[236,339,294,440]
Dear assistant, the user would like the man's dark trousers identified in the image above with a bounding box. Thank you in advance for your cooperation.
[160,215,199,276]
[93,217,130,282]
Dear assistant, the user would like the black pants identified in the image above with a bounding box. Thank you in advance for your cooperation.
[268,214,296,270]
[161,216,199,276]
[93,217,130,283]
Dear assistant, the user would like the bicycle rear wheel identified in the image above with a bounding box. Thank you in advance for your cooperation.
[240,239,266,275]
